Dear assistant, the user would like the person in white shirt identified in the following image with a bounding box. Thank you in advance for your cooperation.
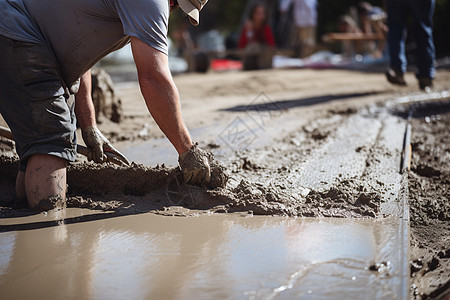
[279,0,318,57]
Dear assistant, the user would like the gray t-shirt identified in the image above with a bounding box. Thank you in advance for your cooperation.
[0,0,169,87]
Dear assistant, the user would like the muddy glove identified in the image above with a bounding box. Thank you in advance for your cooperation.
[178,143,211,186]
[81,126,130,166]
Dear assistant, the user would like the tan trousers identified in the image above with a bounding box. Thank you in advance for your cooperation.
[291,26,316,57]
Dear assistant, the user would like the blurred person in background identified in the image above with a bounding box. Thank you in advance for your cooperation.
[337,14,363,57]
[279,0,318,58]
[385,0,436,90]
[239,2,276,70]
[356,1,387,59]
[239,3,276,50]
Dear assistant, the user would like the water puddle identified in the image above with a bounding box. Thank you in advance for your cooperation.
[0,210,406,299]
[118,125,219,167]
[118,112,304,167]
[119,136,179,166]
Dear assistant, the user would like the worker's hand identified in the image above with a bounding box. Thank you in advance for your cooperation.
[178,143,211,186]
[81,126,130,165]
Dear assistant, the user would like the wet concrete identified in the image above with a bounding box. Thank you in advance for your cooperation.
[117,113,303,168]
[406,99,450,299]
[0,209,407,300]
[119,136,179,167]
[68,105,405,219]
[3,91,450,299]
[0,105,406,218]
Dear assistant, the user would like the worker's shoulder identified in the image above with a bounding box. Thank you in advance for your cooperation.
[108,0,168,10]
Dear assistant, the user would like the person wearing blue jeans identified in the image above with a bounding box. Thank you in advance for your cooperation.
[385,0,436,90]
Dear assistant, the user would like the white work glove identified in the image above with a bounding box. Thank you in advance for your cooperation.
[178,143,211,186]
[81,126,129,165]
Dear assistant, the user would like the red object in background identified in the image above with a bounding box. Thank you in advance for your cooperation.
[210,59,243,71]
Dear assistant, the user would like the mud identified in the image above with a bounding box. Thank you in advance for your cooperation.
[0,158,382,219]
[1,68,450,299]
[408,100,450,300]
[37,196,66,212]
[0,107,389,219]
[91,67,123,124]
[177,143,228,187]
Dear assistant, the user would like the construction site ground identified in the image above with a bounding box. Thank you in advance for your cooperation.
[1,67,449,299]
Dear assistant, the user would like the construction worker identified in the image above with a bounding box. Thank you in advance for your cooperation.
[0,0,211,209]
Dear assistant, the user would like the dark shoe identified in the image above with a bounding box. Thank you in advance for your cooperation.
[385,68,407,86]
[418,78,433,91]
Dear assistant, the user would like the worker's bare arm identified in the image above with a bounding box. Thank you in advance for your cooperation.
[130,36,193,155]
[74,70,96,129]
[74,70,129,165]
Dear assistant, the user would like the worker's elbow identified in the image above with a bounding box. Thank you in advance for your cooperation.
[138,73,170,91]
[138,72,177,99]
[137,59,172,84]
[138,75,156,90]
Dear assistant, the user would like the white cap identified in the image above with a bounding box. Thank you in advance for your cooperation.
[178,0,208,26]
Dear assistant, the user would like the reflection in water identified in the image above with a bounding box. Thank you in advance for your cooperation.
[89,231,158,299]
[0,210,404,299]
[53,209,68,244]
[258,221,377,299]
[0,232,16,277]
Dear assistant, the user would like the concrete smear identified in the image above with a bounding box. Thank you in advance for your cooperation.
[0,107,402,219]
[0,156,383,218]
[1,100,449,299]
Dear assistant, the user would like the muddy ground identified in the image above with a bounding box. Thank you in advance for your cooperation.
[408,101,450,300]
[1,67,450,299]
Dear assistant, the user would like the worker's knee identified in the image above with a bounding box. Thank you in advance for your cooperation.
[25,154,67,210]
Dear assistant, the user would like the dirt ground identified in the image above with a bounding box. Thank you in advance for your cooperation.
[408,101,450,300]
[1,66,450,299]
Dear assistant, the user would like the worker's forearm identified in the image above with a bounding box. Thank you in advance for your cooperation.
[74,70,96,129]
[139,77,192,155]
[130,36,192,155]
